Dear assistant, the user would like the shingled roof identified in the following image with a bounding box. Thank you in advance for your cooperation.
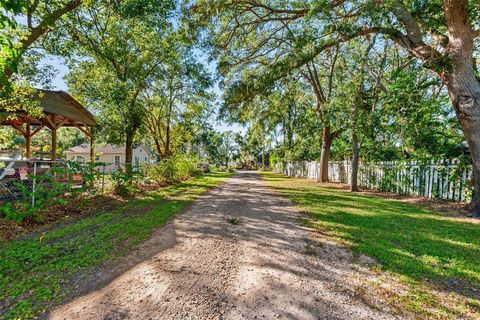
[65,144,149,155]
[40,90,95,126]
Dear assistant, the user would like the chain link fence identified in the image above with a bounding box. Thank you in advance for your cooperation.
[0,160,145,208]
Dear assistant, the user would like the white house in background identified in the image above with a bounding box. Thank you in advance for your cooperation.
[64,144,151,171]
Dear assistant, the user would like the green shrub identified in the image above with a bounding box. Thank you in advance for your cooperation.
[111,169,142,196]
[216,166,235,173]
[175,155,202,180]
[146,154,201,185]
[1,202,38,224]
[269,153,281,167]
[146,158,177,184]
[1,169,71,224]
[0,162,103,224]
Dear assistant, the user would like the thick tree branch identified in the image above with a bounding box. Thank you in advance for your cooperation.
[4,0,82,78]
[21,0,82,51]
[389,3,441,61]
[444,0,474,54]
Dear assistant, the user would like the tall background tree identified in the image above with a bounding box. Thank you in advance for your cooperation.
[53,0,175,169]
[142,44,213,159]
[0,0,84,120]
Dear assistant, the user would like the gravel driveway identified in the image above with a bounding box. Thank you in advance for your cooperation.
[48,171,396,320]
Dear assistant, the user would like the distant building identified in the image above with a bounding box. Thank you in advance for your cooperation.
[64,144,151,171]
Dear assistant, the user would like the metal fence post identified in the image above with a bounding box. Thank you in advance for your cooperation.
[67,161,72,192]
[31,162,37,207]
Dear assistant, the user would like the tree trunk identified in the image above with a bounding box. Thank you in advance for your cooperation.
[442,1,480,216]
[286,108,293,149]
[164,104,172,158]
[319,126,333,182]
[125,127,137,175]
[165,124,171,158]
[471,165,480,216]
[351,131,360,192]
[153,138,163,160]
[351,77,363,192]
[444,74,480,216]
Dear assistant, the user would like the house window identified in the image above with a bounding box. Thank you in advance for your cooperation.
[145,157,147,161]
[75,155,84,162]
[114,155,120,165]
[95,155,100,161]
[135,156,139,165]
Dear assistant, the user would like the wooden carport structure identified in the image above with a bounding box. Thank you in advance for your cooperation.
[0,90,95,161]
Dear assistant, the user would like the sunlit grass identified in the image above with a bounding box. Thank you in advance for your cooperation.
[262,172,480,317]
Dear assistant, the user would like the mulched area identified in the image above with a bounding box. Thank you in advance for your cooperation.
[0,180,188,243]
[0,194,124,242]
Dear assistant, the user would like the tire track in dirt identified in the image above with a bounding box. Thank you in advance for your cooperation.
[48,172,397,320]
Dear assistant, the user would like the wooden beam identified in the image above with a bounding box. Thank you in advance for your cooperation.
[43,113,56,129]
[26,124,31,159]
[30,125,45,137]
[55,118,70,129]
[11,123,27,137]
[51,115,57,161]
[89,126,95,163]
[71,122,90,137]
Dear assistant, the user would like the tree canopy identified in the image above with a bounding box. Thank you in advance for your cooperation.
[1,0,479,213]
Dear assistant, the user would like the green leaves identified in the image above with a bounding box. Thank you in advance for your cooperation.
[59,1,177,146]
[0,0,24,89]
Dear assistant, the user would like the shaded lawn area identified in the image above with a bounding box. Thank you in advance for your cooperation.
[261,172,480,315]
[0,172,234,320]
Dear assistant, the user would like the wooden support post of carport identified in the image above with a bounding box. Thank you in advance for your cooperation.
[43,114,58,162]
[51,115,57,161]
[26,125,45,159]
[44,114,73,162]
[89,126,94,163]
[26,124,31,159]
[10,122,44,159]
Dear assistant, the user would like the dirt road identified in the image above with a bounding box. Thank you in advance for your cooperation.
[48,172,395,320]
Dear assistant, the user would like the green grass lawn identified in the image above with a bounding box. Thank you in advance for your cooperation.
[262,172,480,317]
[0,172,233,320]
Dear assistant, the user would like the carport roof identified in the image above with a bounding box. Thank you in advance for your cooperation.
[0,89,95,127]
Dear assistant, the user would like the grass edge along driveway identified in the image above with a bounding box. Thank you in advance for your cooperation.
[0,172,234,320]
[261,172,480,319]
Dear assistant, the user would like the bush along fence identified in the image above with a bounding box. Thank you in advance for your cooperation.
[275,159,473,202]
[0,155,205,223]
[0,160,145,221]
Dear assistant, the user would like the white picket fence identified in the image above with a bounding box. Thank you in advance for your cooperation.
[276,160,473,202]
